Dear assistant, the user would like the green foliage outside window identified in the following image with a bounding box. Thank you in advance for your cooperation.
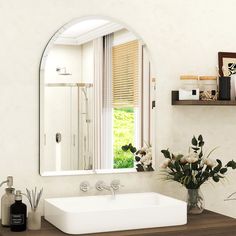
[113,108,135,168]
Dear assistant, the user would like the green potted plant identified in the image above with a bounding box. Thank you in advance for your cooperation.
[160,135,236,214]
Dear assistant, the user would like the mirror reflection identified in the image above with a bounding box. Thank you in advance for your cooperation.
[40,17,155,176]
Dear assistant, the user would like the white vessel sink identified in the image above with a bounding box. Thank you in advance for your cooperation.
[44,192,187,234]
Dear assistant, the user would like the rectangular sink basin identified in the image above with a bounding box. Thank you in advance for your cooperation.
[44,192,187,234]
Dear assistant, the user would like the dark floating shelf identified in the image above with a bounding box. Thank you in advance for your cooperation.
[172,91,236,106]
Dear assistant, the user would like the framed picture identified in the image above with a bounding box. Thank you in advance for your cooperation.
[218,52,236,77]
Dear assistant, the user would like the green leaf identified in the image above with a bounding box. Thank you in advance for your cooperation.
[213,175,220,182]
[183,164,190,171]
[146,164,154,171]
[136,164,145,172]
[202,171,210,178]
[130,147,137,153]
[226,160,236,169]
[191,162,198,170]
[184,176,191,185]
[174,172,183,181]
[198,135,203,142]
[192,136,198,146]
[121,145,129,151]
[168,162,175,169]
[182,164,191,176]
[161,149,171,159]
[195,172,202,179]
[174,161,181,172]
[220,168,227,174]
[213,159,222,173]
[210,170,216,177]
[199,141,204,147]
[199,151,203,159]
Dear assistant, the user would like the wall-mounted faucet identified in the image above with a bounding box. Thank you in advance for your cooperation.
[95,180,123,198]
[80,181,90,192]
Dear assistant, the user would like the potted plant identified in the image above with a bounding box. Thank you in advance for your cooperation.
[160,135,236,214]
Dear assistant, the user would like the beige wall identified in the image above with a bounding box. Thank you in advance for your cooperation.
[81,41,94,83]
[0,0,236,218]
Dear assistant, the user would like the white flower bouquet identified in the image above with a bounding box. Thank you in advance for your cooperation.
[122,143,154,172]
[160,135,236,189]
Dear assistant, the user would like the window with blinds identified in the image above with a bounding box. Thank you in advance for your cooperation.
[112,40,140,108]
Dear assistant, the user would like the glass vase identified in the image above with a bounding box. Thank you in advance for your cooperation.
[27,210,41,230]
[187,188,204,214]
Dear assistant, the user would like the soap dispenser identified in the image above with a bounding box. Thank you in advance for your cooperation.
[0,176,15,227]
[10,190,27,232]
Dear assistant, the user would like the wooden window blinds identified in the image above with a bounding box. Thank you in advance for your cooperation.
[112,40,140,108]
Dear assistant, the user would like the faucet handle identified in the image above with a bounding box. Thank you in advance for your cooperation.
[95,181,105,191]
[80,181,90,192]
[110,179,123,191]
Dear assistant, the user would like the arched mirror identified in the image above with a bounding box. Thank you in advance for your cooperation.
[39,17,156,176]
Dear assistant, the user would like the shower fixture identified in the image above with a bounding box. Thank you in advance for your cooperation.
[81,87,88,101]
[81,87,91,124]
[56,67,72,75]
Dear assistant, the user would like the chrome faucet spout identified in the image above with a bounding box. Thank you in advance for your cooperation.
[110,187,115,198]
[102,184,115,198]
[95,180,123,198]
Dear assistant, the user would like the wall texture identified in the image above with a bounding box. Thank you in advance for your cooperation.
[0,0,236,218]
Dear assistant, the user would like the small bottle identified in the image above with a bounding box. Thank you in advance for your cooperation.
[1,187,15,227]
[10,190,27,232]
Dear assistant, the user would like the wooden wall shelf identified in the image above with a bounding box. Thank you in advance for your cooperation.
[172,91,236,106]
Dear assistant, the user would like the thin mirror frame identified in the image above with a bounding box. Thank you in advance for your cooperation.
[39,15,156,176]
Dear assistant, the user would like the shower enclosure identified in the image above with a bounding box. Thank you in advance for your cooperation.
[43,83,93,172]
